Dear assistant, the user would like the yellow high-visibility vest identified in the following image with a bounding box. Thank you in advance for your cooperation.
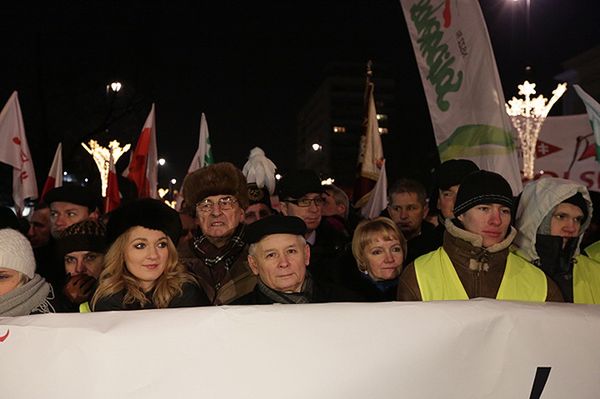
[574,255,600,304]
[584,241,600,262]
[79,302,91,313]
[414,247,547,302]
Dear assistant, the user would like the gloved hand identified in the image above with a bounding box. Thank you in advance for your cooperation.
[62,274,97,304]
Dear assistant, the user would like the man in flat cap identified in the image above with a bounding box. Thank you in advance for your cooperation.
[277,169,348,284]
[514,177,600,303]
[233,215,356,304]
[179,162,257,305]
[397,170,563,302]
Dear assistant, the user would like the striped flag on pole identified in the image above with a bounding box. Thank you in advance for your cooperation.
[353,62,385,209]
[41,143,63,201]
[123,104,158,198]
[0,91,38,214]
[104,152,121,213]
[399,0,522,194]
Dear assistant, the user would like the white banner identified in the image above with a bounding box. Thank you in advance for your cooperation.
[532,114,600,191]
[1,299,600,398]
[399,0,522,194]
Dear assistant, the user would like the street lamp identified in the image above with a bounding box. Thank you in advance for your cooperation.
[158,158,166,166]
[505,80,567,180]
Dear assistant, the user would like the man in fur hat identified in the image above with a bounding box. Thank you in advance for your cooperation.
[397,170,563,302]
[514,177,600,303]
[179,162,257,305]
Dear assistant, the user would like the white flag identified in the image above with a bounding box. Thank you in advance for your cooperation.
[361,159,388,220]
[399,0,522,194]
[176,113,214,211]
[41,142,63,200]
[187,112,214,173]
[0,91,38,213]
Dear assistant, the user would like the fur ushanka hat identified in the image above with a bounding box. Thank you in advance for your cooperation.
[183,162,249,210]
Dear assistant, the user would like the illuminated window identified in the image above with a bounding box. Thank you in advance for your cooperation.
[378,127,389,134]
[333,126,346,133]
[376,114,388,121]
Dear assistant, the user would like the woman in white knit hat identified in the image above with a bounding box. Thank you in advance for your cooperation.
[0,228,56,316]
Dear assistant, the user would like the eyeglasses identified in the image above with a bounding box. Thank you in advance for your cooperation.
[285,197,325,207]
[196,196,239,213]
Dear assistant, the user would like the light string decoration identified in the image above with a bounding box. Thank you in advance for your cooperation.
[505,80,567,180]
[82,140,131,197]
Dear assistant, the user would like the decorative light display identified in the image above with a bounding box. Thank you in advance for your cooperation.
[505,80,567,180]
[81,140,131,196]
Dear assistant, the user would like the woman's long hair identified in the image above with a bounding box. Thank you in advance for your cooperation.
[91,228,196,310]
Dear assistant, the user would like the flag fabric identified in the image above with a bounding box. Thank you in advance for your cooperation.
[41,143,63,200]
[353,73,384,209]
[187,112,214,173]
[573,84,600,162]
[532,114,600,191]
[360,159,388,219]
[104,152,121,213]
[399,0,522,194]
[123,104,158,198]
[0,91,38,214]
[175,113,214,211]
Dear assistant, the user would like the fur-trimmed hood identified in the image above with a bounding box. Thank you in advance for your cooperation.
[514,178,593,261]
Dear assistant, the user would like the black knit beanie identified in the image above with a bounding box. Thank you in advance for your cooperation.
[434,159,479,190]
[57,220,107,258]
[453,170,514,217]
[105,198,182,246]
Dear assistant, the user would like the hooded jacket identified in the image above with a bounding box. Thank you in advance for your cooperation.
[514,177,600,303]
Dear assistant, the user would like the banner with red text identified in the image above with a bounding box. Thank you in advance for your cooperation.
[531,114,600,191]
[1,299,600,398]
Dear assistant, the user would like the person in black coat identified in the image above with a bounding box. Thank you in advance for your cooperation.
[91,199,209,311]
[233,215,358,305]
[334,217,406,302]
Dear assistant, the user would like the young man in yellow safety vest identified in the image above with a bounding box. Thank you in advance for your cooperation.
[397,170,563,302]
[514,177,600,304]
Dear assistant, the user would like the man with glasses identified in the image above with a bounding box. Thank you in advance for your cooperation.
[179,162,257,304]
[278,169,349,284]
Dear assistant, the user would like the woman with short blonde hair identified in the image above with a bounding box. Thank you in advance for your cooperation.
[337,217,406,302]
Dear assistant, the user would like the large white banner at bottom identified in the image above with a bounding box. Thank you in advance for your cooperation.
[1,299,600,399]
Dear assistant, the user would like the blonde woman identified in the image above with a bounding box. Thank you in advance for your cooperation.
[336,217,406,302]
[91,199,209,311]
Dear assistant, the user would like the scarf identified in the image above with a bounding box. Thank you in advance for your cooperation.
[0,274,55,317]
[257,273,314,304]
[191,224,247,286]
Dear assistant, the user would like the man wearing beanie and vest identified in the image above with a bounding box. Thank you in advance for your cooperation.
[514,177,600,303]
[178,162,257,305]
[55,220,107,310]
[397,170,563,302]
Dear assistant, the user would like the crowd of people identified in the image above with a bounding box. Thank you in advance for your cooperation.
[2,158,600,317]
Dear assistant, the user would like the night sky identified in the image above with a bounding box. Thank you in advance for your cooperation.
[1,0,599,202]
